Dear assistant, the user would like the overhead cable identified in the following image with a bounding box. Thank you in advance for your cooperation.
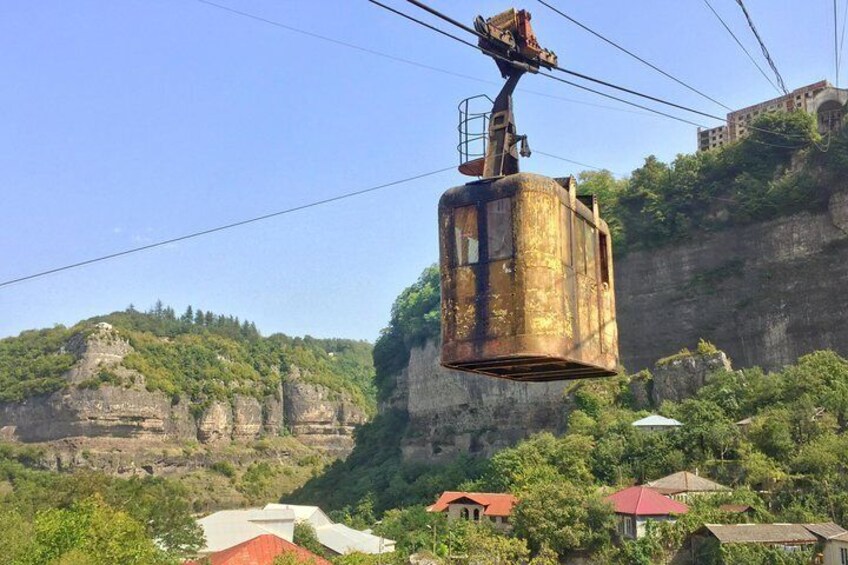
[0,166,455,289]
[196,0,648,117]
[700,0,782,94]
[734,0,789,94]
[535,0,732,111]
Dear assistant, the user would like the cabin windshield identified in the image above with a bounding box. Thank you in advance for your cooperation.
[487,198,513,260]
[454,205,479,265]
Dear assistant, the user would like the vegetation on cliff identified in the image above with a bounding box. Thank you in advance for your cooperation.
[580,111,846,252]
[0,305,376,412]
[297,347,848,563]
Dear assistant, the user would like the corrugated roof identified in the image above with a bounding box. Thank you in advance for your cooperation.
[703,524,818,544]
[803,522,848,540]
[646,471,730,495]
[264,504,333,528]
[315,523,395,555]
[197,508,295,553]
[631,415,683,427]
[604,486,689,516]
[184,534,331,565]
[427,492,518,517]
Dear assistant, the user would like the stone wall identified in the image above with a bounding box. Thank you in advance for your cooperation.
[616,191,848,372]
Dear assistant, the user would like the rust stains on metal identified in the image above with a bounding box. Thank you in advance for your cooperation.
[439,173,619,381]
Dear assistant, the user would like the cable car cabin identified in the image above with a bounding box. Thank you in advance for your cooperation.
[439,173,618,382]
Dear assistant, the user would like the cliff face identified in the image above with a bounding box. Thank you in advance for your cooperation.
[393,340,570,463]
[0,323,365,457]
[616,190,848,372]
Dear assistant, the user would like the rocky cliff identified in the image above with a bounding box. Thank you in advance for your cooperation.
[616,190,848,372]
[390,340,570,463]
[0,323,366,457]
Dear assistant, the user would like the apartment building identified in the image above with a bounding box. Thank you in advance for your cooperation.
[697,80,848,151]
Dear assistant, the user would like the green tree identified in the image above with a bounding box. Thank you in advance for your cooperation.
[513,481,615,558]
[294,521,325,557]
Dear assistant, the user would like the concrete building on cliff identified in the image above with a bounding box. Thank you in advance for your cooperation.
[697,80,848,152]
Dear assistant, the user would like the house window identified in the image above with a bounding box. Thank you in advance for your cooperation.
[460,508,469,520]
[841,546,848,565]
[473,509,480,521]
[486,198,513,260]
[454,206,479,266]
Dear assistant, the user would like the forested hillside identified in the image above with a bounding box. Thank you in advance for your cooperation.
[293,262,848,563]
[0,304,376,413]
[579,111,848,253]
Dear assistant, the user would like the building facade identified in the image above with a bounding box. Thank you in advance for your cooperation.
[697,80,848,152]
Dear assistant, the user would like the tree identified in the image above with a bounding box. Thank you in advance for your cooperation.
[513,481,616,558]
[181,305,194,324]
[21,496,170,565]
[294,521,325,557]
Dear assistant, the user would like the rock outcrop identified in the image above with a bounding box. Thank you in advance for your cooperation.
[650,351,732,405]
[394,340,569,463]
[283,371,368,456]
[616,190,848,372]
[0,324,368,458]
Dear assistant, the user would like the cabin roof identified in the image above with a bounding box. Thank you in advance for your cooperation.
[604,486,689,516]
[427,491,518,517]
[646,471,730,495]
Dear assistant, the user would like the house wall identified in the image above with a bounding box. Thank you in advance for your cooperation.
[636,516,676,539]
[824,538,848,565]
[446,503,510,531]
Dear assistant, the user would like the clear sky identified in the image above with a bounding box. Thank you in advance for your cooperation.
[0,0,839,341]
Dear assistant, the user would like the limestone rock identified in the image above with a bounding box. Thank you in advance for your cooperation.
[283,378,367,456]
[396,339,568,463]
[197,401,233,444]
[651,351,732,405]
[232,395,263,440]
[616,189,848,372]
[0,386,194,442]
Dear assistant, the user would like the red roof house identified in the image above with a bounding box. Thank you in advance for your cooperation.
[428,492,518,529]
[605,486,689,539]
[184,534,331,565]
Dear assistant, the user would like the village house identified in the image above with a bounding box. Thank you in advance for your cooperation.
[605,485,689,539]
[646,471,730,501]
[427,492,518,531]
[631,414,683,432]
[691,523,848,564]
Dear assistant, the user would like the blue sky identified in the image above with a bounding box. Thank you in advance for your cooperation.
[0,1,839,341]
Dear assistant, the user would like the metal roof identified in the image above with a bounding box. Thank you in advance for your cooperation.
[264,503,333,528]
[702,524,818,544]
[803,522,848,540]
[315,523,395,555]
[631,415,683,427]
[646,471,730,495]
[604,486,689,516]
[197,508,296,554]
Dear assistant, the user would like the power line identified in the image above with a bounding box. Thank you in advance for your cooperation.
[0,166,455,289]
[734,0,789,94]
[391,0,829,148]
[840,0,848,83]
[534,0,732,111]
[836,0,841,87]
[195,0,649,118]
[533,150,624,175]
[370,0,724,124]
[700,0,782,94]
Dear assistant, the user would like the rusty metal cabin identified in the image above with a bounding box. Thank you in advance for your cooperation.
[439,172,618,381]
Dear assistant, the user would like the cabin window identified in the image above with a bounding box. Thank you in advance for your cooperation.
[584,222,597,277]
[454,205,479,265]
[473,508,480,521]
[599,232,610,285]
[486,198,513,260]
[574,218,586,274]
[561,204,572,266]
